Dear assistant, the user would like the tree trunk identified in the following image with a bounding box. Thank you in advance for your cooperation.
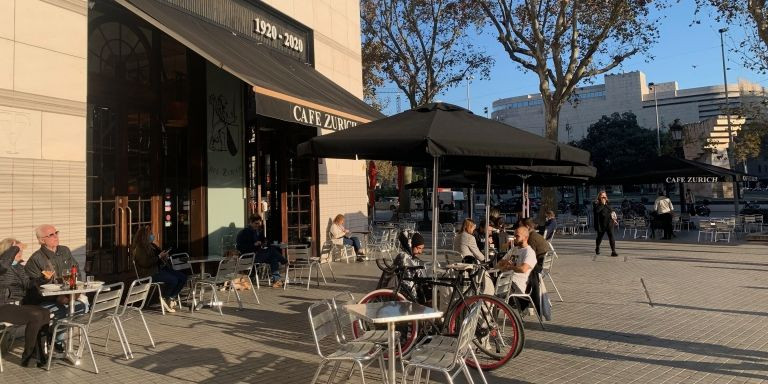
[540,107,561,221]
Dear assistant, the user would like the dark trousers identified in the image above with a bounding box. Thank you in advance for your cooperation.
[256,246,287,280]
[595,228,616,253]
[154,267,188,299]
[0,304,50,359]
[343,236,363,254]
[660,212,673,239]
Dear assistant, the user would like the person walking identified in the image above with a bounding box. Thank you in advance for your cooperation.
[654,191,675,240]
[593,191,618,256]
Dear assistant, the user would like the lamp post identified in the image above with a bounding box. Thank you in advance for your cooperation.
[649,82,661,155]
[719,27,739,216]
[466,75,474,110]
[670,121,686,210]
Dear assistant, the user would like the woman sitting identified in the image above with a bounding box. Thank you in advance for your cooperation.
[330,214,365,257]
[453,218,486,263]
[0,238,50,368]
[132,226,187,313]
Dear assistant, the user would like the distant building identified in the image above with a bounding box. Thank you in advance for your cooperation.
[491,70,768,181]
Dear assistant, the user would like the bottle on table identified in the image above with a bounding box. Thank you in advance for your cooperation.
[69,265,77,289]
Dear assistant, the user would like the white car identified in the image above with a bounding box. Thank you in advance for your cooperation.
[375,197,399,210]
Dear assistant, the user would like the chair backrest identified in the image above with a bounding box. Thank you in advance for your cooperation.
[319,241,334,263]
[169,252,194,273]
[120,277,152,315]
[307,300,340,358]
[131,258,141,279]
[329,291,357,343]
[494,272,514,301]
[237,252,256,275]
[213,257,240,283]
[454,302,483,357]
[89,282,125,325]
[541,250,555,274]
[286,246,311,263]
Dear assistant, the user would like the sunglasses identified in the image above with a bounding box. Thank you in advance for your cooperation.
[42,231,60,239]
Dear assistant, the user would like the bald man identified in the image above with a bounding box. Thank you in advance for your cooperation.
[497,226,537,293]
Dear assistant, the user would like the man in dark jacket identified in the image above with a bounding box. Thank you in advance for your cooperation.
[236,215,286,287]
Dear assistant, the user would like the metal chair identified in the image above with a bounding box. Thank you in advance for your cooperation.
[109,277,155,359]
[401,302,487,384]
[285,245,331,290]
[497,271,545,330]
[713,221,732,243]
[541,248,563,302]
[231,253,260,304]
[697,220,716,242]
[634,218,649,239]
[191,257,240,315]
[308,300,387,384]
[47,282,128,373]
[577,216,589,234]
[330,292,404,375]
[621,218,636,238]
[0,322,18,373]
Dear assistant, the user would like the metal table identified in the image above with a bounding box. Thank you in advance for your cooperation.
[344,301,442,384]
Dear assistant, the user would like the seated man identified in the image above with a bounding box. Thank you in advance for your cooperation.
[521,218,549,274]
[496,227,538,294]
[236,215,286,288]
[330,214,365,257]
[25,224,88,351]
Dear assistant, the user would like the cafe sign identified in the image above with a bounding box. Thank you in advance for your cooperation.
[292,105,359,131]
[665,176,721,183]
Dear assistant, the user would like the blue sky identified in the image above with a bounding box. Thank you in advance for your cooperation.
[376,1,768,117]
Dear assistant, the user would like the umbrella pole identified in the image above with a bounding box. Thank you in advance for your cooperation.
[485,165,491,261]
[432,157,439,280]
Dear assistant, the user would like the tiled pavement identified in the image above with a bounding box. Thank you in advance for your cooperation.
[2,231,767,383]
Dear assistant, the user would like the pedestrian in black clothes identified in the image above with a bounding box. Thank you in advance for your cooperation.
[593,191,618,257]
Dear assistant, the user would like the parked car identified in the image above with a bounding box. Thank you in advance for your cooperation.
[375,197,399,211]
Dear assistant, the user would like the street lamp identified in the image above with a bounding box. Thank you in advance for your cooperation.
[466,75,474,110]
[719,27,739,215]
[649,82,661,155]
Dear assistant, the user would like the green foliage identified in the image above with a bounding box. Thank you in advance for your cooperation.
[735,120,768,162]
[573,112,662,176]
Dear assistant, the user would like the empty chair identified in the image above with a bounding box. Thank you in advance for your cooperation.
[577,216,589,234]
[191,257,240,315]
[285,245,333,290]
[47,282,128,373]
[713,221,732,243]
[330,292,404,374]
[232,253,261,304]
[401,302,487,384]
[307,300,387,384]
[110,277,156,359]
[697,220,716,242]
[621,218,636,239]
[634,218,649,239]
[0,322,18,372]
[541,250,563,302]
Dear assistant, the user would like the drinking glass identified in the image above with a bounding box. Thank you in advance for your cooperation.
[86,275,95,284]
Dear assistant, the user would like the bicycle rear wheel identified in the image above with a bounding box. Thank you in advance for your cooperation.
[446,294,524,370]
[355,289,419,356]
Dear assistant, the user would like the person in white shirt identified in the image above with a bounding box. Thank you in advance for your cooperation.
[497,227,537,293]
[330,214,365,256]
[654,191,674,240]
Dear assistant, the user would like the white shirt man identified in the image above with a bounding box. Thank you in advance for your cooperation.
[497,227,538,293]
[654,194,674,214]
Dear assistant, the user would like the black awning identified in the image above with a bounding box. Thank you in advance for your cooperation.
[121,0,383,127]
[593,155,753,184]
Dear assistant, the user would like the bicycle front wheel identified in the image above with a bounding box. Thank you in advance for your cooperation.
[355,289,420,356]
[446,294,524,370]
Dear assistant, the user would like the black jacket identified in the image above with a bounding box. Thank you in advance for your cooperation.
[0,246,39,305]
[593,202,614,232]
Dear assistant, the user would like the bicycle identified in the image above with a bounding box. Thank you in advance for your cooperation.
[355,257,524,370]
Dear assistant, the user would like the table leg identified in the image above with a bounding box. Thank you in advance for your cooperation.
[387,322,396,384]
[66,292,81,366]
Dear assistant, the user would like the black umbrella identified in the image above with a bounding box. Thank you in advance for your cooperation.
[297,102,590,166]
[594,155,757,215]
[298,103,592,274]
[594,155,750,184]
